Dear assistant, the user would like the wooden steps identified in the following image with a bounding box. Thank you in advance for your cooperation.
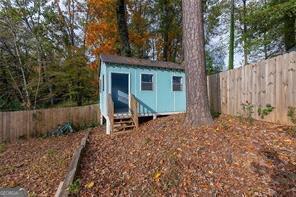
[113,117,135,132]
[108,94,139,134]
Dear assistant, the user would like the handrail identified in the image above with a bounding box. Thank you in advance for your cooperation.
[107,94,114,132]
[130,94,139,128]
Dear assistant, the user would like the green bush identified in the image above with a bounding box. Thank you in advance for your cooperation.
[68,179,80,195]
[258,104,275,119]
[240,101,255,124]
[0,144,6,154]
[288,107,296,124]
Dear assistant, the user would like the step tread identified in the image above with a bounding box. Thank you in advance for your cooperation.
[113,125,135,132]
[114,120,134,124]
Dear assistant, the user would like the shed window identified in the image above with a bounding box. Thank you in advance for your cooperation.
[141,74,153,91]
[172,76,183,91]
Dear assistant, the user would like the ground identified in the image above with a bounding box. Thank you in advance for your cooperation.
[0,132,85,196]
[78,114,296,196]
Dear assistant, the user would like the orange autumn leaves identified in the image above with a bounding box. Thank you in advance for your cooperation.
[87,0,118,56]
[86,0,150,59]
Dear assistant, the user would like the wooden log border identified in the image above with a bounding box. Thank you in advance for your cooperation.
[55,129,90,197]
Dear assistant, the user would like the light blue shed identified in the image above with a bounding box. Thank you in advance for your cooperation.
[99,55,186,134]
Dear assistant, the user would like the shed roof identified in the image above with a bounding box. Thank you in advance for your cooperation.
[100,54,184,71]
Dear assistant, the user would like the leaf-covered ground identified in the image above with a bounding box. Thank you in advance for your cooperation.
[78,115,296,196]
[0,132,85,196]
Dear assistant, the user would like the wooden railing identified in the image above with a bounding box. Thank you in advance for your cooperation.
[130,94,139,128]
[107,94,114,132]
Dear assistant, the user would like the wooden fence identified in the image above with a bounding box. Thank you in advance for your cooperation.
[208,51,296,125]
[0,104,100,143]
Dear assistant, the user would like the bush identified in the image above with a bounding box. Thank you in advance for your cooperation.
[0,143,6,154]
[239,101,255,124]
[258,104,275,119]
[288,107,296,124]
[68,179,80,195]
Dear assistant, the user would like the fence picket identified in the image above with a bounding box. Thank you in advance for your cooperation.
[208,51,296,125]
[0,104,99,143]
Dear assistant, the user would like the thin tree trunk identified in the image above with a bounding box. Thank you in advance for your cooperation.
[116,0,132,57]
[242,0,248,65]
[182,0,213,127]
[263,32,268,59]
[11,29,31,109]
[162,0,169,61]
[228,0,235,70]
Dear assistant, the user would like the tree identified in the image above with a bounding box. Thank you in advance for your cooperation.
[154,0,182,62]
[241,0,248,65]
[128,0,151,58]
[182,0,213,126]
[228,0,235,70]
[0,0,97,111]
[116,0,132,56]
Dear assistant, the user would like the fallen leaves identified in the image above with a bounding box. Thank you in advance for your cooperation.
[85,181,95,189]
[0,132,85,196]
[153,171,162,181]
[77,114,296,196]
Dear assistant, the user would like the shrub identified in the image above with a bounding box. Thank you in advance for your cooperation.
[240,101,255,124]
[68,179,80,195]
[258,104,275,119]
[210,110,221,118]
[0,143,6,154]
[287,107,296,137]
[288,107,296,124]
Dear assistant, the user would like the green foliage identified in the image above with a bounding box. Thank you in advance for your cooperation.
[288,107,296,125]
[0,96,23,112]
[206,51,223,75]
[258,104,275,119]
[68,179,81,195]
[47,149,57,158]
[245,0,295,58]
[240,101,255,124]
[287,107,296,137]
[210,109,221,118]
[0,0,97,111]
[0,144,6,154]
[47,49,97,107]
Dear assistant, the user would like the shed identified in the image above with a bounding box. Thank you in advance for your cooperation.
[99,54,186,134]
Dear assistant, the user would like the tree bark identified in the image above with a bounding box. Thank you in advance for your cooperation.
[228,0,235,70]
[116,0,132,57]
[182,0,213,127]
[242,0,248,65]
[162,0,169,61]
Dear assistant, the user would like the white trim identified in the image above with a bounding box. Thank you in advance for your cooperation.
[173,73,176,111]
[134,70,137,96]
[139,111,185,117]
[109,71,131,113]
[113,111,185,119]
[155,71,158,112]
[140,72,154,91]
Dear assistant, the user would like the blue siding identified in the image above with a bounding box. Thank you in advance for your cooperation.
[100,62,186,116]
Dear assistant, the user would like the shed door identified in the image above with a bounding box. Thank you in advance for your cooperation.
[111,73,129,113]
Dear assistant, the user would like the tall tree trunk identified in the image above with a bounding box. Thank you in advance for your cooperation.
[242,0,248,65]
[116,0,132,57]
[228,0,235,70]
[182,0,213,127]
[162,0,169,61]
